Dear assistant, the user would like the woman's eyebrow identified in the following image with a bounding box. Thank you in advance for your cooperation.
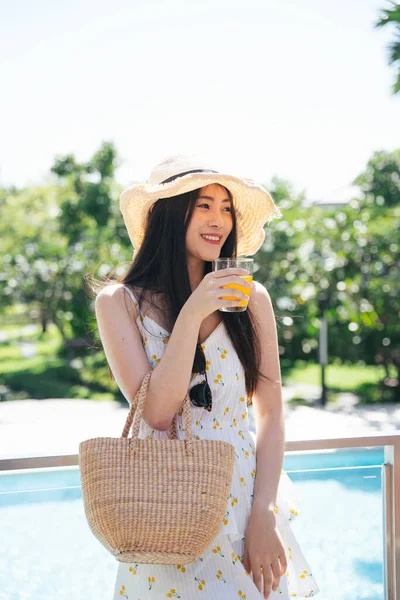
[197,195,231,203]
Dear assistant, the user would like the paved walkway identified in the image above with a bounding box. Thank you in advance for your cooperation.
[1,382,399,459]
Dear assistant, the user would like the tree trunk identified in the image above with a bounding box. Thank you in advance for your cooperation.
[40,308,47,333]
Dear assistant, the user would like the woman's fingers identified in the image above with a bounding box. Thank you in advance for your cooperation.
[270,558,282,591]
[252,564,264,596]
[261,564,275,599]
[279,550,288,575]
[252,561,282,599]
[243,546,251,576]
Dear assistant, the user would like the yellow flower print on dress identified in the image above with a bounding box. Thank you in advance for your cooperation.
[195,414,204,429]
[238,591,247,599]
[289,507,300,521]
[212,544,225,557]
[162,335,170,345]
[250,468,256,478]
[151,354,161,365]
[217,346,228,359]
[238,430,245,440]
[240,476,247,487]
[176,564,186,573]
[300,569,317,585]
[241,447,250,459]
[166,589,181,598]
[213,373,224,386]
[239,396,245,403]
[194,577,206,591]
[205,359,211,371]
[230,493,238,507]
[128,563,139,575]
[216,570,227,583]
[231,417,238,428]
[148,576,155,590]
[288,546,293,560]
[212,418,222,430]
[224,406,230,416]
[119,584,128,598]
[300,570,308,579]
[274,504,279,514]
[223,510,229,525]
[235,372,240,381]
[231,551,240,565]
[142,336,147,347]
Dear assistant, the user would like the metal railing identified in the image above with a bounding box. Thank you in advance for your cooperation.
[1,431,399,600]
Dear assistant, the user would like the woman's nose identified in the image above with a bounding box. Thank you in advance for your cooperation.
[208,210,224,227]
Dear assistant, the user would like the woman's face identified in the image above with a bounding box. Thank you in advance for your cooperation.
[185,183,234,262]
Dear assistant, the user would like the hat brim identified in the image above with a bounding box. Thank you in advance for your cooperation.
[120,171,282,257]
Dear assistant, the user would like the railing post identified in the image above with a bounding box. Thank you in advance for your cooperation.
[383,460,395,599]
[384,439,400,600]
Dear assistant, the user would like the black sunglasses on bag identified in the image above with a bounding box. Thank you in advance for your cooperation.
[189,344,212,411]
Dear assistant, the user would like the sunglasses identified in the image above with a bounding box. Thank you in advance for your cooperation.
[189,343,212,411]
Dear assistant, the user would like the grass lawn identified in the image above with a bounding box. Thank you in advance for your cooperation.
[0,323,396,403]
[283,360,395,391]
[0,324,120,402]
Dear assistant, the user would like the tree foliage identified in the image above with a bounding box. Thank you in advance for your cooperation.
[1,144,399,398]
[375,1,400,94]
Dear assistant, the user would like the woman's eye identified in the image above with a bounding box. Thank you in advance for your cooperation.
[198,203,231,212]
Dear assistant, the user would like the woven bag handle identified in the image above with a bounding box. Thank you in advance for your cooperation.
[121,370,194,455]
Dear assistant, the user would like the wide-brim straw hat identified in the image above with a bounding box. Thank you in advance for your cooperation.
[120,154,282,257]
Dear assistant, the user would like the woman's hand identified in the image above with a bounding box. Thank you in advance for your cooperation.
[185,267,252,321]
[243,506,287,599]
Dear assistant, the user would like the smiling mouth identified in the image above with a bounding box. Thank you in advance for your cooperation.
[201,235,222,244]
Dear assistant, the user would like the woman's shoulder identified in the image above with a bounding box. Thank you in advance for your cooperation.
[96,282,134,299]
[95,283,140,320]
[249,280,271,306]
[248,280,274,324]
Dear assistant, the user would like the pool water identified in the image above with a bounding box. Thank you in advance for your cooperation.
[0,448,385,600]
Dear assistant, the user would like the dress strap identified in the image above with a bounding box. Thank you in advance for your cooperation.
[122,284,139,307]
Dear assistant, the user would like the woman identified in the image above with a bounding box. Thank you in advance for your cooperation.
[93,154,320,599]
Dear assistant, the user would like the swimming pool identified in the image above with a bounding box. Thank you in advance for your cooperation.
[0,448,385,600]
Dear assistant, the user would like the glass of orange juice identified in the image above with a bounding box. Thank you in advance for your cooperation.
[212,257,254,312]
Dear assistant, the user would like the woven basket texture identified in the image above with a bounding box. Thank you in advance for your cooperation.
[79,371,235,564]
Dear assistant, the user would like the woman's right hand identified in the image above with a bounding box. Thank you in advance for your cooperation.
[186,268,252,321]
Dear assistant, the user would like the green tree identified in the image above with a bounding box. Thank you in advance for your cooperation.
[49,140,129,345]
[375,1,400,94]
[0,141,132,347]
[0,185,68,332]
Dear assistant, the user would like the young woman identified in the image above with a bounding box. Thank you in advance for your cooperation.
[93,155,320,599]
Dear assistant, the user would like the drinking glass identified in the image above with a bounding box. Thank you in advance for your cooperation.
[212,257,254,312]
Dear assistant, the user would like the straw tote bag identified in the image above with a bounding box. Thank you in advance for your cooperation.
[79,370,235,564]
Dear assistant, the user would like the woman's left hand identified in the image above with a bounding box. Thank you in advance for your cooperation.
[243,505,287,599]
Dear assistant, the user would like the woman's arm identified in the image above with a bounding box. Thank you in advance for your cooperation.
[251,282,285,510]
[244,282,287,598]
[95,284,203,431]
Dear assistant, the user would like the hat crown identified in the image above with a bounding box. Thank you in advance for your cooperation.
[148,154,217,186]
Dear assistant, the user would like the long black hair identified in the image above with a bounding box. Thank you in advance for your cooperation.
[86,185,274,405]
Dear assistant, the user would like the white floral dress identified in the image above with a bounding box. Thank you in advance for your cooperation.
[112,286,320,600]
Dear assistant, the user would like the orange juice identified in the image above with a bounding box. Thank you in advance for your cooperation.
[221,275,253,307]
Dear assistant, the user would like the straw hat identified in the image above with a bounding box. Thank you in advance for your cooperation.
[120,154,282,257]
